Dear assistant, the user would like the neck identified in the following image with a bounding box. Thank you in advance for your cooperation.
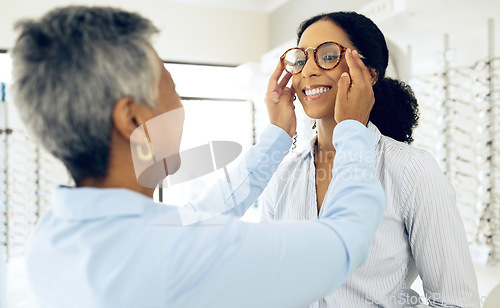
[78,132,155,198]
[78,170,155,198]
[316,117,337,154]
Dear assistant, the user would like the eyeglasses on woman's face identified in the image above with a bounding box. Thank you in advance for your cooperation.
[280,41,365,75]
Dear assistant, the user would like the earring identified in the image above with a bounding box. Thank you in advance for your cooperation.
[293,94,297,101]
[137,136,155,161]
[312,120,317,130]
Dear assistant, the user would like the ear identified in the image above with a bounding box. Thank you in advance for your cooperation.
[112,97,153,141]
[368,68,379,85]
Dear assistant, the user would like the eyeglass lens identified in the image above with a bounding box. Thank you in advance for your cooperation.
[282,43,342,74]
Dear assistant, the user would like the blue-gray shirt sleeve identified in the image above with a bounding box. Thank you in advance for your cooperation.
[173,120,385,307]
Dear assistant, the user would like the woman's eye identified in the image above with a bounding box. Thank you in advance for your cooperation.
[294,60,306,67]
[322,55,339,62]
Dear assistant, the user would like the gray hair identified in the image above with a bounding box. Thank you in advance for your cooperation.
[10,6,160,183]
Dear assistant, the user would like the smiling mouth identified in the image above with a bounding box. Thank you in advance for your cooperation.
[304,86,331,98]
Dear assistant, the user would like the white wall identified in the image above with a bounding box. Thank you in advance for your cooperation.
[376,0,500,75]
[0,0,269,65]
[269,0,368,49]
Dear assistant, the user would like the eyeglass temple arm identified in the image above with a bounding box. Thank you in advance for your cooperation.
[357,53,366,60]
[343,47,365,60]
[281,58,295,66]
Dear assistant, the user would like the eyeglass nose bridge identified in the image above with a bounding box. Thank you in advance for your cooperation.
[303,46,316,54]
[301,47,318,71]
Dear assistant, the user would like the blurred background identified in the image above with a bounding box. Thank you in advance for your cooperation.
[1,0,499,307]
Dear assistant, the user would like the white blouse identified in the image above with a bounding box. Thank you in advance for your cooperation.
[261,122,479,308]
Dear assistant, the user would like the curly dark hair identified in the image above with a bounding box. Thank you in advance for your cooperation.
[297,11,419,143]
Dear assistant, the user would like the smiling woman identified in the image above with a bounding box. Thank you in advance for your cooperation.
[261,11,480,308]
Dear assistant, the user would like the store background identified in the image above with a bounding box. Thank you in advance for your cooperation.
[1,0,500,307]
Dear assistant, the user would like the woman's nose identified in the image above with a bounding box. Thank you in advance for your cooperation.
[301,51,322,77]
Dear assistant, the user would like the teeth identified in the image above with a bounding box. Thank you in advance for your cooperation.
[305,87,330,97]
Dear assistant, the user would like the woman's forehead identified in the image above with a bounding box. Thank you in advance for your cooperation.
[298,20,351,48]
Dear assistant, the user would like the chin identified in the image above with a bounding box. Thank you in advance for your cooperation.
[300,102,335,120]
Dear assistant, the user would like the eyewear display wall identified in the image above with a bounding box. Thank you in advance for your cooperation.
[411,55,500,264]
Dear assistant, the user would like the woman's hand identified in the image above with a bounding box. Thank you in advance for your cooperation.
[265,61,297,138]
[335,49,375,126]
